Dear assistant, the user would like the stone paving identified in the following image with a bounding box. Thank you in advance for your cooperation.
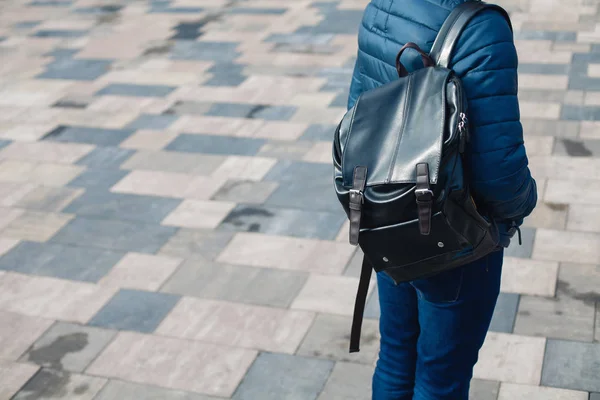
[0,0,599,398]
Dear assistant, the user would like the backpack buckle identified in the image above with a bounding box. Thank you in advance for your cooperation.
[349,189,364,205]
[415,188,434,201]
[349,166,368,246]
[415,164,433,235]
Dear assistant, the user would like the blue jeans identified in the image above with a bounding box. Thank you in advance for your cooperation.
[373,250,503,400]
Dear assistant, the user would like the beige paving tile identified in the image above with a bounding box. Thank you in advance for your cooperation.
[0,360,39,400]
[87,332,257,397]
[580,121,600,139]
[98,253,182,291]
[473,332,546,385]
[1,210,73,242]
[162,200,235,229]
[119,130,179,151]
[0,238,19,257]
[596,303,600,342]
[291,107,346,124]
[0,273,116,323]
[0,182,37,207]
[14,186,84,212]
[121,150,225,176]
[522,196,568,230]
[519,74,569,90]
[111,170,224,200]
[558,263,600,305]
[253,121,308,141]
[0,161,84,186]
[584,92,600,107]
[217,233,354,274]
[0,311,54,361]
[523,136,554,156]
[498,383,588,400]
[532,229,600,264]
[545,179,600,205]
[291,274,374,316]
[336,220,350,242]
[0,207,24,231]
[210,156,277,181]
[501,257,559,297]
[157,297,314,354]
[529,156,600,181]
[567,204,600,232]
[0,141,94,164]
[303,142,334,164]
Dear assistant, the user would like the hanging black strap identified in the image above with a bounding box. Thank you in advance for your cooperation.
[349,255,373,353]
[349,166,367,246]
[429,1,512,69]
[415,163,433,235]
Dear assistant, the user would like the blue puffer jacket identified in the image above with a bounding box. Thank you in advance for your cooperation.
[348,0,537,247]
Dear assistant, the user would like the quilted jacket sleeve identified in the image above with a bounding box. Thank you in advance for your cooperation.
[450,9,537,223]
[347,55,363,110]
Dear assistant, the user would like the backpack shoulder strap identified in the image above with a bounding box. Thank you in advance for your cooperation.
[429,1,512,69]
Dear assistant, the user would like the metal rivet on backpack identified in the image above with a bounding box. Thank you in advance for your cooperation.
[383,257,389,262]
[438,242,444,248]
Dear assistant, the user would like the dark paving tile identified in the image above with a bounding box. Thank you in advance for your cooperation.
[33,29,88,38]
[514,30,577,41]
[88,289,180,333]
[149,5,204,13]
[330,91,349,107]
[295,10,363,35]
[158,228,234,261]
[518,63,569,75]
[44,48,79,59]
[318,67,354,92]
[161,259,308,308]
[317,362,373,400]
[469,379,500,400]
[591,393,600,400]
[165,134,266,156]
[95,83,176,97]
[14,20,42,29]
[0,241,124,282]
[50,217,177,253]
[164,101,211,115]
[232,352,334,400]
[20,322,116,372]
[53,96,91,109]
[562,105,600,121]
[0,139,11,150]
[263,160,332,182]
[95,380,217,400]
[541,339,600,392]
[42,125,134,146]
[299,124,337,141]
[219,204,345,240]
[125,114,179,130]
[211,180,278,204]
[228,7,287,15]
[169,15,219,40]
[265,179,341,212]
[74,4,123,14]
[504,227,535,259]
[29,0,72,5]
[205,102,254,118]
[554,139,600,157]
[489,293,519,334]
[37,58,112,81]
[63,190,181,224]
[569,77,600,92]
[170,41,240,62]
[67,168,129,190]
[75,147,135,168]
[297,313,380,365]
[13,368,106,400]
[204,63,247,87]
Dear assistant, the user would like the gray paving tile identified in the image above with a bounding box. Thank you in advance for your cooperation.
[265,179,341,212]
[542,339,600,392]
[330,92,349,107]
[33,29,88,38]
[514,30,577,41]
[343,248,364,278]
[161,259,308,308]
[125,114,179,130]
[257,140,314,160]
[37,58,112,81]
[63,190,181,224]
[489,293,519,334]
[504,227,535,259]
[42,125,135,146]
[515,293,596,342]
[264,33,335,45]
[67,168,129,190]
[95,83,176,97]
[554,139,600,157]
[14,21,42,29]
[159,228,234,261]
[45,48,79,59]
[296,10,363,35]
[249,105,297,121]
[297,313,380,365]
[469,379,500,400]
[211,180,278,204]
[29,0,72,5]
[518,64,570,75]
[232,352,334,400]
[204,63,246,87]
[75,147,135,168]
[20,322,116,372]
[228,7,287,15]
[317,362,373,400]
[263,160,332,182]
[299,124,337,141]
[364,285,380,319]
[0,241,124,282]
[13,368,106,400]
[165,134,266,156]
[569,77,600,92]
[591,393,600,400]
[14,186,83,212]
[0,140,10,150]
[164,101,212,115]
[50,217,177,253]
[88,289,180,333]
[219,204,345,239]
[521,120,580,138]
[562,105,600,121]
[95,380,218,400]
[170,41,240,62]
[557,264,600,307]
[519,90,572,103]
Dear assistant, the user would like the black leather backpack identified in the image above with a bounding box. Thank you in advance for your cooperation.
[333,2,512,352]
